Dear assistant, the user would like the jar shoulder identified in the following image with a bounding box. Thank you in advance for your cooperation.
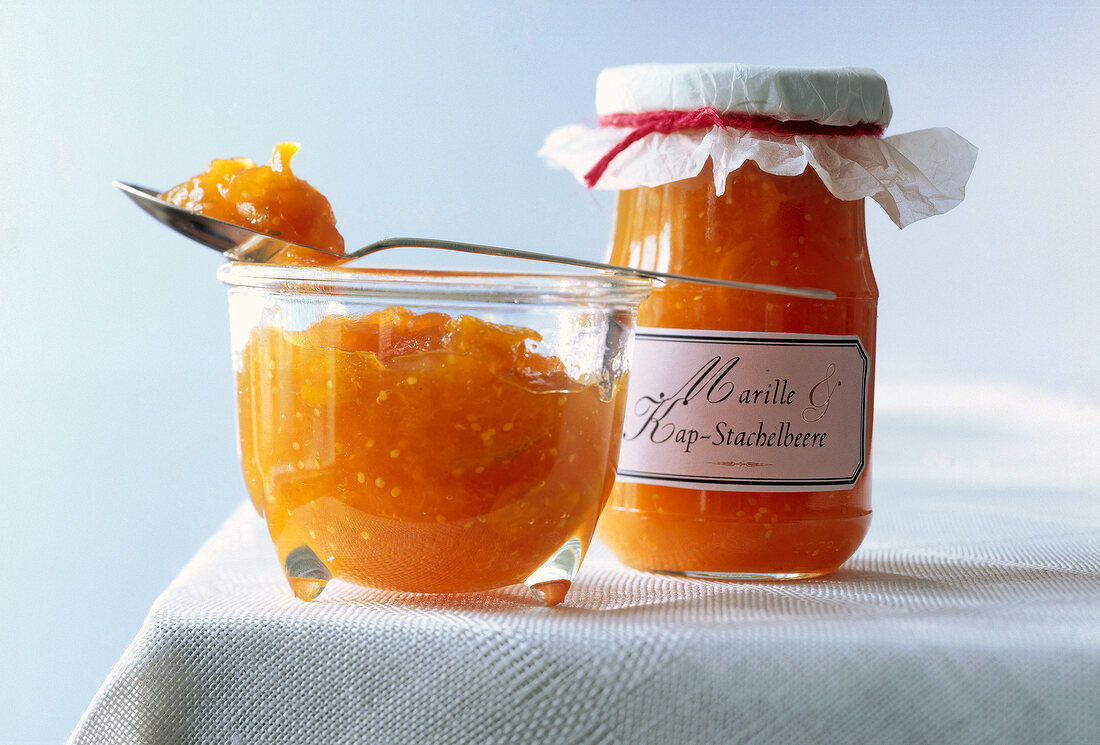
[608,163,878,299]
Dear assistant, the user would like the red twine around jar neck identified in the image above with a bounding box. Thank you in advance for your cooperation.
[583,107,885,188]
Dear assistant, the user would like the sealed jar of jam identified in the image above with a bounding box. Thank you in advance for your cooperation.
[542,63,976,578]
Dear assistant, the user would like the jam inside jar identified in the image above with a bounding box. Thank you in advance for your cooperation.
[220,265,649,604]
[597,161,878,578]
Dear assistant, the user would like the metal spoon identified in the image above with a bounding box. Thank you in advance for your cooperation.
[113,180,835,299]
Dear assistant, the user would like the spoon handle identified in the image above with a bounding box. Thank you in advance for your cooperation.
[359,238,836,300]
[113,181,834,300]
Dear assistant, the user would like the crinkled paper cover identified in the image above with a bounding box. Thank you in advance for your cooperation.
[540,64,977,228]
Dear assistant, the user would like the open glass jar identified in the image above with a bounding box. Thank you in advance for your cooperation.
[219,263,650,604]
[542,62,976,579]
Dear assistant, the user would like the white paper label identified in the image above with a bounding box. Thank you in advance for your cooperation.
[617,328,869,492]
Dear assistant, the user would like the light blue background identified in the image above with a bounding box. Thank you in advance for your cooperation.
[2,2,1097,742]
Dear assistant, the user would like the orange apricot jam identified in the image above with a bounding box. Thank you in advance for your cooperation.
[236,305,626,598]
[160,142,345,266]
[598,161,877,578]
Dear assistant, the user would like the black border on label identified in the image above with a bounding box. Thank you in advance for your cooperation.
[618,330,869,490]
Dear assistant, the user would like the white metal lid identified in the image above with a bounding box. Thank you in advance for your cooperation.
[595,63,892,128]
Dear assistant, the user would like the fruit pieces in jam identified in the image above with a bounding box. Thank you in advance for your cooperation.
[160,142,345,266]
[597,162,876,578]
[236,305,625,602]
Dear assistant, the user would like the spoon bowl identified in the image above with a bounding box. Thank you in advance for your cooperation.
[113,180,835,299]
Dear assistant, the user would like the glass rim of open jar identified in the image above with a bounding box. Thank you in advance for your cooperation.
[217,262,653,307]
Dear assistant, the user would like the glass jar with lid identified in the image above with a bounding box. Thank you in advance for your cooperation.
[542,62,976,578]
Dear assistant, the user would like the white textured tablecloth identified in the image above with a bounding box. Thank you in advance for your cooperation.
[69,380,1100,744]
